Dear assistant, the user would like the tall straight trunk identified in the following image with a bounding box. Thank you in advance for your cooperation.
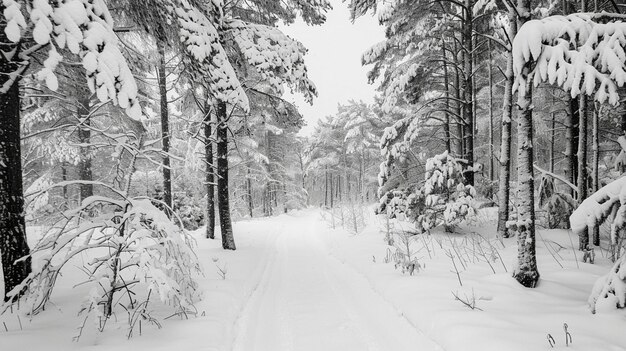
[513,0,540,288]
[592,103,600,246]
[324,168,329,207]
[77,94,93,203]
[566,98,579,195]
[330,173,335,208]
[158,44,172,211]
[204,112,215,239]
[488,40,495,187]
[61,162,69,210]
[216,101,236,250]
[454,39,464,157]
[550,96,556,173]
[0,47,31,301]
[442,38,452,153]
[247,167,253,218]
[577,95,588,205]
[462,0,475,185]
[497,6,517,239]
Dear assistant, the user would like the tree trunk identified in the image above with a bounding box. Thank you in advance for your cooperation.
[158,43,172,211]
[513,1,540,288]
[497,6,516,239]
[204,112,215,239]
[442,39,452,153]
[0,53,32,301]
[592,103,600,246]
[488,40,495,189]
[247,167,253,218]
[514,69,540,288]
[565,98,579,196]
[454,39,464,157]
[462,0,475,185]
[77,94,93,203]
[216,101,236,250]
[577,95,588,204]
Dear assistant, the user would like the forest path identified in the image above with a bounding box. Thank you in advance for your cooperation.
[231,209,443,351]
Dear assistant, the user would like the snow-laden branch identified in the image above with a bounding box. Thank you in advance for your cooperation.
[512,12,626,106]
[3,0,142,119]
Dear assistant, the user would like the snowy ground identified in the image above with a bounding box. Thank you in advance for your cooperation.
[2,207,626,350]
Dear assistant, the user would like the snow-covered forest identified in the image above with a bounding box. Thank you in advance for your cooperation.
[2,0,626,350]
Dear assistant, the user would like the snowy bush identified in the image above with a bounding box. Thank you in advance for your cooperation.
[173,192,205,230]
[570,176,626,253]
[589,253,626,313]
[538,175,576,229]
[384,152,476,232]
[3,195,201,338]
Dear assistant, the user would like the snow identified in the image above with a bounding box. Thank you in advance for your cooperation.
[3,208,626,350]
[513,13,626,106]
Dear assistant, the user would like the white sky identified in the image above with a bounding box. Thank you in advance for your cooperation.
[279,3,385,136]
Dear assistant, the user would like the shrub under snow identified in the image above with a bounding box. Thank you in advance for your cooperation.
[382,151,476,232]
[3,195,201,338]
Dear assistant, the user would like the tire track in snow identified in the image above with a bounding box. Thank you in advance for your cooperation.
[230,210,443,351]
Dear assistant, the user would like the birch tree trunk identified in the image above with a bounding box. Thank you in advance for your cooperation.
[77,92,93,204]
[513,0,540,288]
[216,101,236,250]
[497,6,517,239]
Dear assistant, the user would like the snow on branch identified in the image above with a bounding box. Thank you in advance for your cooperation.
[512,12,626,106]
[3,0,141,119]
[173,0,249,110]
[231,22,317,104]
[570,176,626,246]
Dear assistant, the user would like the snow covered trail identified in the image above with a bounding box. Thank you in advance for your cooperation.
[231,210,443,351]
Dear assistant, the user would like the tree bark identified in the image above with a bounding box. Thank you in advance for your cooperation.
[592,103,600,246]
[247,166,253,218]
[204,111,215,239]
[565,98,579,196]
[577,95,588,204]
[442,39,452,153]
[216,101,236,250]
[513,0,540,288]
[77,93,93,203]
[0,44,32,301]
[497,6,516,239]
[462,0,475,185]
[158,43,172,212]
[488,40,495,189]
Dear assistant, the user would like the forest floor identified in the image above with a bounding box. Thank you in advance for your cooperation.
[1,207,626,350]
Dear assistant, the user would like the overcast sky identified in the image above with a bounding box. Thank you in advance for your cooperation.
[279,3,385,136]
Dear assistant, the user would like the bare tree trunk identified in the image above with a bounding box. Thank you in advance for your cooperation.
[204,111,215,239]
[0,41,31,300]
[565,98,579,196]
[77,93,93,203]
[462,0,475,185]
[513,0,540,288]
[488,40,495,189]
[216,101,236,250]
[247,167,253,218]
[592,103,600,246]
[497,6,516,239]
[577,96,590,250]
[454,39,464,157]
[442,39,452,153]
[550,101,555,173]
[577,95,588,204]
[158,43,172,211]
